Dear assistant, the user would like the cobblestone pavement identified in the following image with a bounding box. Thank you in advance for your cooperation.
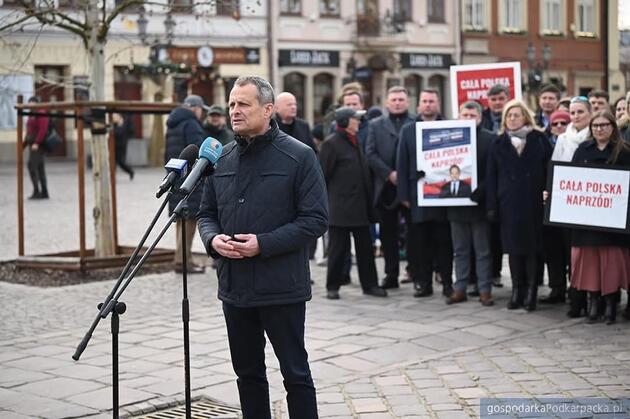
[1,162,629,418]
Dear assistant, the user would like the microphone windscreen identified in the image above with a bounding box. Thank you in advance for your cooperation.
[179,144,199,166]
[199,137,223,165]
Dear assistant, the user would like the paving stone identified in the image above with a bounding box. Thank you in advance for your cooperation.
[352,397,388,413]
[453,387,488,399]
[318,402,352,417]
[13,376,105,399]
[67,386,156,410]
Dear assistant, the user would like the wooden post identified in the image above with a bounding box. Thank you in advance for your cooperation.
[16,95,24,256]
[77,106,87,259]
[108,112,119,252]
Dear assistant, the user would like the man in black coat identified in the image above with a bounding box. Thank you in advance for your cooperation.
[396,89,454,298]
[197,76,327,419]
[481,84,509,134]
[319,107,387,300]
[165,94,208,273]
[275,91,316,152]
[446,101,497,306]
[366,86,415,289]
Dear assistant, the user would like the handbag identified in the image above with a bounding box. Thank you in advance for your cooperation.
[43,126,61,152]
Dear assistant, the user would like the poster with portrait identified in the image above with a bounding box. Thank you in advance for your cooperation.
[544,162,630,233]
[416,119,477,207]
[449,62,522,117]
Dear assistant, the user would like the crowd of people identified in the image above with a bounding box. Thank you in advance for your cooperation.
[308,82,630,326]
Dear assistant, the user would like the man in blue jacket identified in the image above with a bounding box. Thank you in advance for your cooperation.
[197,76,328,419]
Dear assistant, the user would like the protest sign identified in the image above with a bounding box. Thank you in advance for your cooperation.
[415,119,477,207]
[449,62,522,117]
[545,162,630,233]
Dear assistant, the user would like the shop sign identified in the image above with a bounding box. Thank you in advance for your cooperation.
[401,53,451,69]
[278,49,339,67]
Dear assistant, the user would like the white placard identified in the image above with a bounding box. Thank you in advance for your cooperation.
[415,119,477,207]
[549,165,630,230]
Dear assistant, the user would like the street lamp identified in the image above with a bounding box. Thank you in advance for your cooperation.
[137,6,148,45]
[164,12,175,45]
[526,43,551,93]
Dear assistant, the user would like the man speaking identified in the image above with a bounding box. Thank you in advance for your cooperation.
[197,76,328,419]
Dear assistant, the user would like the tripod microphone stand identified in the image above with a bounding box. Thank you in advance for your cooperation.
[73,183,200,418]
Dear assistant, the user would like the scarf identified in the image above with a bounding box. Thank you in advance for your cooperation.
[551,123,591,162]
[506,126,532,155]
[337,126,358,147]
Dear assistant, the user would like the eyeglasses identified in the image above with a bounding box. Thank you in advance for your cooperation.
[551,121,568,127]
[592,122,612,130]
[571,96,589,103]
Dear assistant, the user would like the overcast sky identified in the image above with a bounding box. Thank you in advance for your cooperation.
[621,1,630,30]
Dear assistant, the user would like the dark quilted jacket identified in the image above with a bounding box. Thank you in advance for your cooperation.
[197,120,329,307]
[165,107,206,218]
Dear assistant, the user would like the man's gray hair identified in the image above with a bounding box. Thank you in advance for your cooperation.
[234,75,275,105]
[460,100,483,115]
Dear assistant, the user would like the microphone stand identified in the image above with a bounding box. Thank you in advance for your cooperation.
[73,181,201,418]
[178,201,192,418]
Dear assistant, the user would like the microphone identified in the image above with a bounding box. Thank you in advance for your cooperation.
[179,137,223,195]
[156,144,199,198]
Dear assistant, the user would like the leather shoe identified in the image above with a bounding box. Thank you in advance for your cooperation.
[467,284,480,297]
[446,290,467,305]
[414,287,433,298]
[326,290,340,300]
[364,287,387,297]
[340,274,351,286]
[492,277,504,288]
[380,277,399,289]
[479,292,494,306]
[442,284,454,297]
[539,289,566,304]
[175,264,205,274]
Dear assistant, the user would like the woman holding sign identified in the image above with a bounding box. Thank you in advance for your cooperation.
[486,100,551,312]
[570,111,630,325]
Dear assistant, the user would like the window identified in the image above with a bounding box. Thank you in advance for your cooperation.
[463,0,487,31]
[541,0,562,34]
[217,0,240,16]
[320,0,340,16]
[394,0,412,22]
[500,0,526,33]
[404,74,422,112]
[313,73,334,123]
[282,72,306,119]
[575,0,595,36]
[357,0,379,36]
[169,0,192,13]
[427,0,444,23]
[280,0,301,15]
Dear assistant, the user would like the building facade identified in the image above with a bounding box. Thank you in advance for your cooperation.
[273,0,459,124]
[0,0,268,163]
[460,0,625,102]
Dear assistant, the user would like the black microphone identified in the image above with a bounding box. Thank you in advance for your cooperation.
[179,137,223,194]
[156,144,199,198]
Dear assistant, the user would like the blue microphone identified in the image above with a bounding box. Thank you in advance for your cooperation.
[178,137,223,194]
[156,144,199,198]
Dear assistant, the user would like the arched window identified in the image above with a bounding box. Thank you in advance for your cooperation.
[282,72,306,119]
[313,73,334,123]
[428,74,446,115]
[404,74,422,113]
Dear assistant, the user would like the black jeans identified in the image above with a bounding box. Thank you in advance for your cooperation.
[27,148,47,194]
[223,302,318,419]
[115,143,134,177]
[377,206,400,280]
[326,225,379,291]
[407,220,453,290]
[543,226,570,291]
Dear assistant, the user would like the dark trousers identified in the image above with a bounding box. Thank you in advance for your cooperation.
[377,206,400,280]
[490,221,503,277]
[115,143,134,177]
[223,302,318,419]
[27,148,47,194]
[326,225,378,291]
[508,253,541,288]
[543,226,570,291]
[407,220,453,290]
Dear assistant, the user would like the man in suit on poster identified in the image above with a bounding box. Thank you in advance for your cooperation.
[440,165,472,198]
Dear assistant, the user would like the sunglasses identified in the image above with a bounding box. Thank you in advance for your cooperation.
[570,96,589,104]
[551,121,568,127]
